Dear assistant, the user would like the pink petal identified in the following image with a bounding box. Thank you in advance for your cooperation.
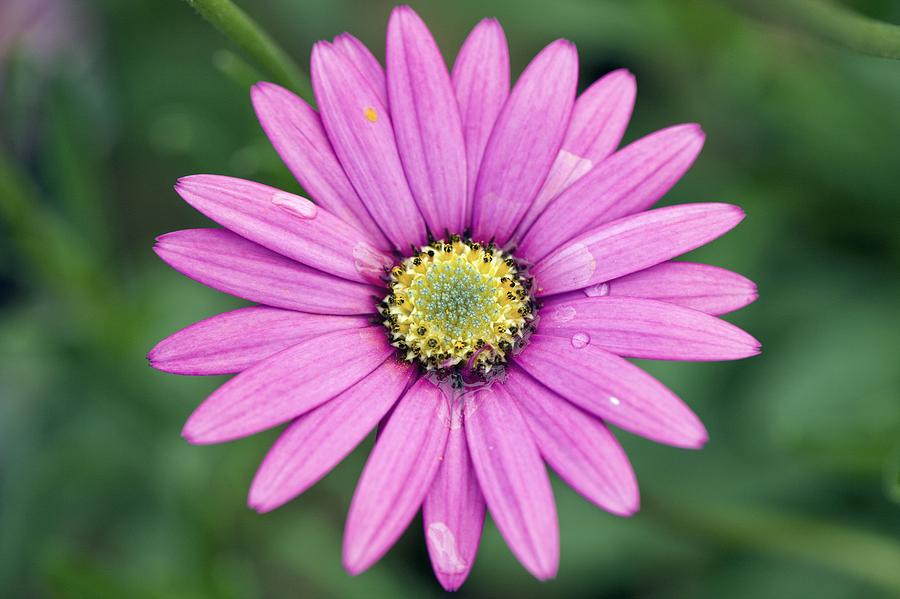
[332,33,386,105]
[471,39,577,245]
[149,307,369,375]
[520,124,705,262]
[422,400,485,591]
[537,297,760,361]
[517,335,708,448]
[343,378,450,574]
[153,229,379,315]
[182,327,392,445]
[174,176,392,284]
[451,18,509,218]
[515,69,636,237]
[248,360,415,513]
[603,261,758,315]
[250,82,390,248]
[311,41,427,250]
[465,383,559,580]
[387,6,467,234]
[532,203,745,296]
[505,366,639,516]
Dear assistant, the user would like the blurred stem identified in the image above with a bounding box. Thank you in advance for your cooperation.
[734,0,900,59]
[183,0,314,101]
[213,49,265,91]
[648,496,900,593]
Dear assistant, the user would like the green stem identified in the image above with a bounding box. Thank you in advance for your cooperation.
[736,0,900,60]
[647,496,900,593]
[183,0,314,101]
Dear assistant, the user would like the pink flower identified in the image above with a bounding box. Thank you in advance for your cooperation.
[149,6,759,590]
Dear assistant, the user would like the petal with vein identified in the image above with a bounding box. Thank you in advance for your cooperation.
[182,328,391,445]
[153,229,379,315]
[517,335,708,448]
[333,33,386,104]
[174,175,392,284]
[343,378,450,574]
[471,39,577,245]
[538,297,760,360]
[248,360,415,513]
[505,366,639,516]
[532,203,745,296]
[465,383,559,580]
[149,306,369,375]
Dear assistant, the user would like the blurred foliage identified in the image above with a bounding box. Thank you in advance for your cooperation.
[1,0,899,597]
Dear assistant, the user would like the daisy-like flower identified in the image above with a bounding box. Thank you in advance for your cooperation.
[149,5,759,590]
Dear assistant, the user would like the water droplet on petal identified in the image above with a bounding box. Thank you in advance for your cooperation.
[609,396,621,406]
[353,242,391,283]
[584,282,609,297]
[271,191,317,219]
[552,305,577,323]
[571,332,590,349]
[426,522,467,574]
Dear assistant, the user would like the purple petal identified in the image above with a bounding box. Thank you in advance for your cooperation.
[516,69,636,237]
[343,378,450,574]
[517,335,708,448]
[248,360,415,513]
[423,400,485,591]
[602,261,758,315]
[250,82,390,248]
[465,383,559,580]
[153,229,380,315]
[174,176,392,284]
[505,366,639,516]
[182,327,392,445]
[311,41,427,250]
[537,297,760,361]
[149,307,369,375]
[332,33,387,105]
[532,203,745,296]
[520,124,705,262]
[471,39,577,245]
[387,6,467,234]
[452,18,509,218]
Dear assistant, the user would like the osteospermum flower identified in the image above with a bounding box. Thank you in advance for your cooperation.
[149,5,760,590]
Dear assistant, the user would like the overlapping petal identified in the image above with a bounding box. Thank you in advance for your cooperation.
[471,39,577,245]
[538,297,760,360]
[154,229,379,315]
[343,378,450,574]
[387,6,467,234]
[182,328,392,445]
[149,307,369,375]
[465,384,559,580]
[452,18,509,215]
[248,360,415,513]
[250,82,390,248]
[333,33,387,104]
[517,335,708,448]
[311,41,427,250]
[423,401,485,591]
[532,203,745,296]
[516,69,636,237]
[174,176,392,284]
[520,124,705,261]
[505,366,639,516]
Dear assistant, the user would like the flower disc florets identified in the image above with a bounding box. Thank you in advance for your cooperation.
[379,235,535,376]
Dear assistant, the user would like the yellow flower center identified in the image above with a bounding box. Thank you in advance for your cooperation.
[380,237,534,375]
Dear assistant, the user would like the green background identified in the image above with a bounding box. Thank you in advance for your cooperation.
[2,0,899,597]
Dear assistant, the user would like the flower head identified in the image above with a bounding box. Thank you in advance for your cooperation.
[150,5,759,590]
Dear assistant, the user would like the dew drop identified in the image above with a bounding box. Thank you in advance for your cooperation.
[584,282,609,297]
[271,191,317,219]
[552,305,576,323]
[609,396,621,406]
[571,332,590,349]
